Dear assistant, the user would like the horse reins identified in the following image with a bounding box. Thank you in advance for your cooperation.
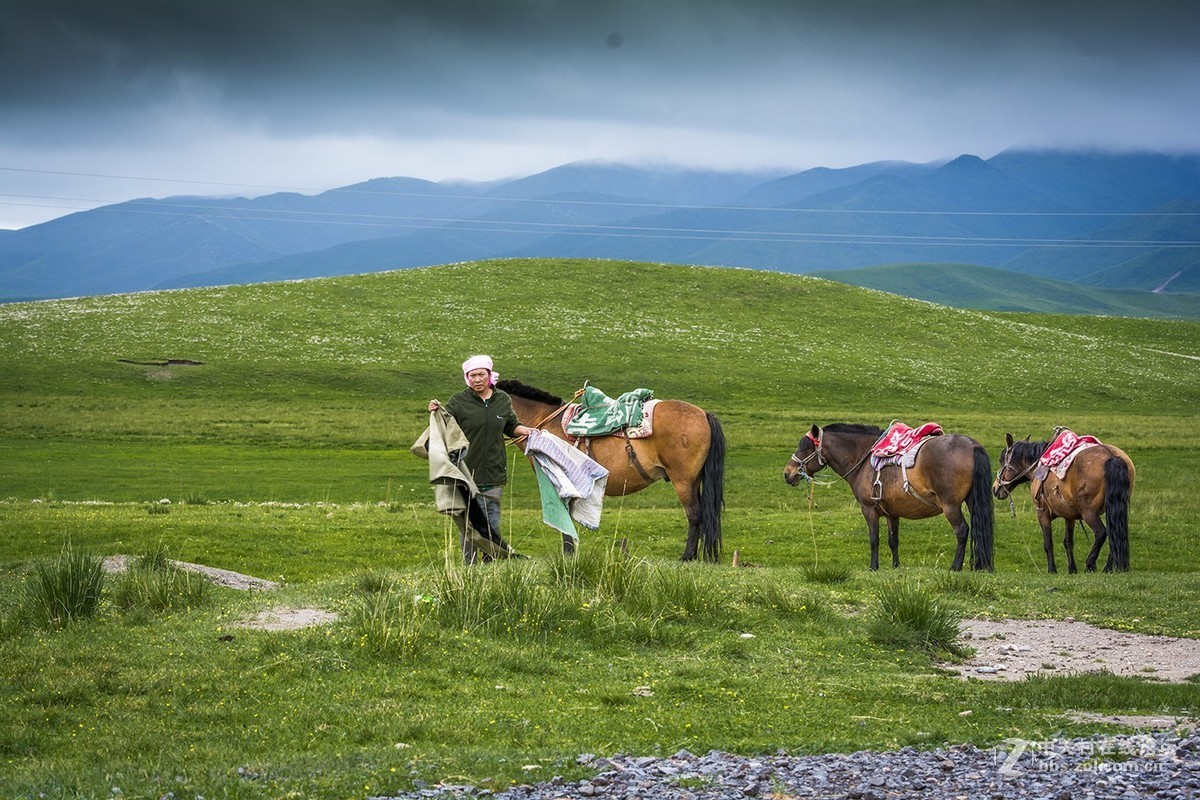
[790,428,876,482]
[508,389,584,447]
[995,452,1037,492]
[994,449,1039,517]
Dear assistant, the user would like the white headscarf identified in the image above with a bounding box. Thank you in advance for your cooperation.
[461,354,498,387]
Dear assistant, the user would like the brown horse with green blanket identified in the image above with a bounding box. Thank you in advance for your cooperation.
[497,380,726,562]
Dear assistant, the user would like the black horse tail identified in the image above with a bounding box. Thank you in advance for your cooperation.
[967,445,995,572]
[1104,456,1132,571]
[698,412,726,563]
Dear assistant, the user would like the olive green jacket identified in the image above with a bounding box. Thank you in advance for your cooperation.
[445,388,521,487]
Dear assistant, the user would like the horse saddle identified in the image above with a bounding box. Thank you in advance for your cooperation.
[871,422,943,460]
[869,422,943,505]
[1038,428,1102,479]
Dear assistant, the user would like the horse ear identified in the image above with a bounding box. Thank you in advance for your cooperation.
[810,424,820,437]
[1005,433,1014,447]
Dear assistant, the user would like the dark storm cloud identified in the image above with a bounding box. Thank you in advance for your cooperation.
[1,0,1197,228]
[5,0,1196,137]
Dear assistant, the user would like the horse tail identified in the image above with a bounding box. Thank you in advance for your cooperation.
[1104,456,1132,571]
[698,412,726,562]
[967,444,995,572]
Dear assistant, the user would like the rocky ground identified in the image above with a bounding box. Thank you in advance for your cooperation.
[375,732,1200,800]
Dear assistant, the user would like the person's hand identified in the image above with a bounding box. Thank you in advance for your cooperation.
[428,399,440,412]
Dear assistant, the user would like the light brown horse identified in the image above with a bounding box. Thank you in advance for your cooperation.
[784,423,994,571]
[497,380,726,562]
[993,432,1134,573]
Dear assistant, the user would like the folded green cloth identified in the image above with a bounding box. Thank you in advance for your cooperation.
[564,383,654,437]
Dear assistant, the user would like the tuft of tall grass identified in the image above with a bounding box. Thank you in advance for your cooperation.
[802,563,853,585]
[341,545,818,656]
[934,570,997,599]
[433,558,576,639]
[343,589,431,659]
[354,569,399,595]
[868,579,964,656]
[22,547,106,629]
[109,544,209,613]
[544,543,643,604]
[743,578,828,619]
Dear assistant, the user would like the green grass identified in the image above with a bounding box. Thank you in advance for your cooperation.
[18,547,106,630]
[1,259,1198,797]
[868,579,964,656]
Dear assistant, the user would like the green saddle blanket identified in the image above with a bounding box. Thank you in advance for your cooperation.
[564,383,654,437]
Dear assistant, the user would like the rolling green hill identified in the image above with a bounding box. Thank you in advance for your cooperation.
[2,258,1197,506]
[810,262,1200,318]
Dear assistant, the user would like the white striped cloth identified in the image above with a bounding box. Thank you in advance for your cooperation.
[524,429,609,530]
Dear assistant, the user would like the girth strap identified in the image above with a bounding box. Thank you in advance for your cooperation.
[621,427,658,483]
[870,464,939,509]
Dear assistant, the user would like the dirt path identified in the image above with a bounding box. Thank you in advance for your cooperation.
[952,617,1200,683]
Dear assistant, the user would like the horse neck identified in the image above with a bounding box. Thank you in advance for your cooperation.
[513,396,566,435]
[822,431,875,477]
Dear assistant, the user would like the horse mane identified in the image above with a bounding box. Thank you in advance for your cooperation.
[1008,439,1048,462]
[496,379,565,406]
[824,422,883,437]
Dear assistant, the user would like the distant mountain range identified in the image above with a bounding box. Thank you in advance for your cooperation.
[2,149,1199,315]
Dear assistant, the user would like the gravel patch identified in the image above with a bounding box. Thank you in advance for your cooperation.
[373,731,1200,800]
[103,555,279,590]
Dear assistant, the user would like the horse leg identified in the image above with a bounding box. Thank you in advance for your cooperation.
[862,506,882,571]
[1080,510,1109,573]
[945,505,969,572]
[886,516,900,569]
[1035,505,1057,573]
[1063,519,1079,574]
[673,478,702,562]
[1043,523,1057,574]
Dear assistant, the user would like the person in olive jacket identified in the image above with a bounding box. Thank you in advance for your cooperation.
[428,355,535,542]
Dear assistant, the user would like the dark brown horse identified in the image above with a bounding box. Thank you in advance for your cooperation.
[784,423,994,571]
[497,380,726,562]
[993,433,1134,573]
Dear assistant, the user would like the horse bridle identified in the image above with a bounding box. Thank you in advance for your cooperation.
[994,448,1037,491]
[790,427,878,480]
[788,429,825,478]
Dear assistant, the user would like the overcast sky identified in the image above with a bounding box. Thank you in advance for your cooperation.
[2,0,1197,229]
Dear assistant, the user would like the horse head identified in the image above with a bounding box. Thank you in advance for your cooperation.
[993,432,1035,499]
[784,424,825,485]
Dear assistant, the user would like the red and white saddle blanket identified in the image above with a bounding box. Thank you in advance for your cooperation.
[1038,428,1102,479]
[562,398,660,440]
[872,422,943,458]
[869,422,943,471]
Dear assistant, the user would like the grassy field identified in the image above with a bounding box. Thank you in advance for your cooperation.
[1,259,1198,798]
